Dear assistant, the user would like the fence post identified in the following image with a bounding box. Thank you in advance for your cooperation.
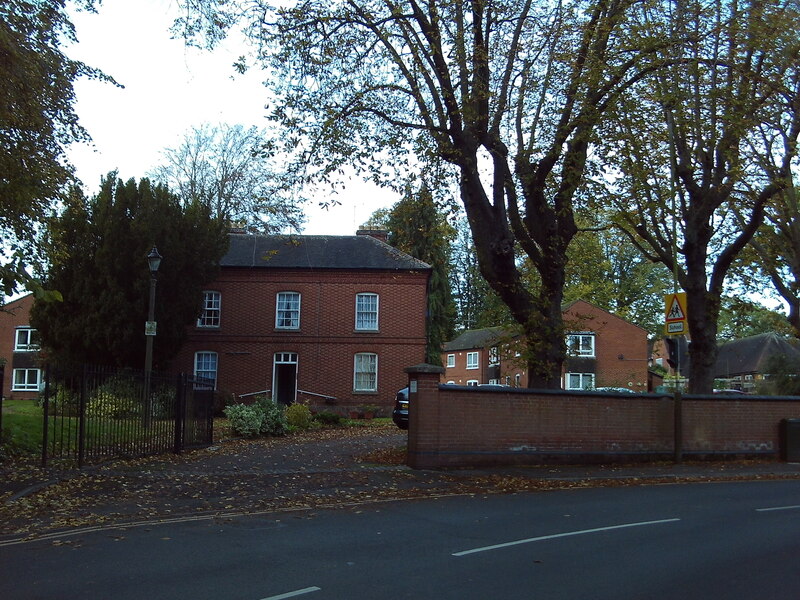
[673,390,683,463]
[77,365,87,469]
[174,373,185,455]
[0,363,4,441]
[41,364,51,468]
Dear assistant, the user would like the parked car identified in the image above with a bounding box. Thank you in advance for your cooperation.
[392,387,409,429]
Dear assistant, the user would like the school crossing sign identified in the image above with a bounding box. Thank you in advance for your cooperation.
[664,292,688,336]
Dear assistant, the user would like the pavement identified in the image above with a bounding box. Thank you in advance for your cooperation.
[2,422,800,540]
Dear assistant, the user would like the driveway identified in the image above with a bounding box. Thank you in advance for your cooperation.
[2,422,800,540]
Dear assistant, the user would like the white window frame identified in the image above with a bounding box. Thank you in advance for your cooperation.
[354,353,378,392]
[355,293,379,331]
[12,368,40,391]
[194,351,218,388]
[489,346,499,366]
[197,291,221,328]
[566,333,595,358]
[446,354,455,368]
[276,291,301,329]
[565,372,595,390]
[515,373,521,387]
[14,327,40,352]
[466,351,479,370]
[466,380,479,386]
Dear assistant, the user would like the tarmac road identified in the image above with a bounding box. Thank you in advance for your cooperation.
[2,479,800,599]
[2,422,800,541]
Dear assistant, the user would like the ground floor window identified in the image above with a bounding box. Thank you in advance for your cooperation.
[466,380,479,386]
[354,353,377,391]
[565,372,595,390]
[12,368,40,391]
[194,352,218,388]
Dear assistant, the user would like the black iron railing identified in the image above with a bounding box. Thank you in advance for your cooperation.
[39,364,214,468]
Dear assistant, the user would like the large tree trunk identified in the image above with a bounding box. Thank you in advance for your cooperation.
[459,166,566,389]
[685,289,721,394]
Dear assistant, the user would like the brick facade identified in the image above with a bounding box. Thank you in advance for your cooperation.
[0,294,41,400]
[441,300,649,390]
[405,367,800,469]
[171,233,430,415]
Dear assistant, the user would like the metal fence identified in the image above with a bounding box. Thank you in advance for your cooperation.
[39,364,214,468]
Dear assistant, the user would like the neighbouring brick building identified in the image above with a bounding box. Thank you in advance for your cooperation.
[0,293,42,400]
[441,299,649,391]
[170,231,431,414]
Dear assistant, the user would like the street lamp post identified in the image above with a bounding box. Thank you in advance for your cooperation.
[143,246,162,427]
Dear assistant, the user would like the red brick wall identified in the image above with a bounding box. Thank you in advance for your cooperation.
[563,300,649,390]
[171,268,429,414]
[406,369,800,468]
[442,348,487,385]
[0,294,40,399]
[439,300,649,390]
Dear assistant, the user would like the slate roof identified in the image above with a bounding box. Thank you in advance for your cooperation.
[221,233,431,271]
[714,332,800,377]
[443,327,509,351]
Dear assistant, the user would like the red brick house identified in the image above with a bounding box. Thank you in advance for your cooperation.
[0,293,42,400]
[441,299,649,391]
[171,231,431,414]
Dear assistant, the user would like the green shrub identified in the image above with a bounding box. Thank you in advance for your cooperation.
[313,411,342,426]
[285,403,313,429]
[223,403,264,437]
[37,385,79,416]
[224,395,288,438]
[87,377,140,419]
[257,395,288,436]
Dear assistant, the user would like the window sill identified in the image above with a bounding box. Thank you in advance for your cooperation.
[353,329,380,334]
[353,390,378,395]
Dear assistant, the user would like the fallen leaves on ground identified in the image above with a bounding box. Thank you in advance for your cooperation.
[1,424,798,539]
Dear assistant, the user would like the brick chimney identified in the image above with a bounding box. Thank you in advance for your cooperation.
[356,229,389,243]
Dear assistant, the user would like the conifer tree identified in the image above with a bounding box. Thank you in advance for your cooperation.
[385,185,457,365]
[31,173,229,368]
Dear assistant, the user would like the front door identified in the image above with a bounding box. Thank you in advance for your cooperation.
[273,352,298,406]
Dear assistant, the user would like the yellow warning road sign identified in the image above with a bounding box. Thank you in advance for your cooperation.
[664,292,688,336]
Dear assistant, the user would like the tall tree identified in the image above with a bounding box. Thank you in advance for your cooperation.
[151,123,305,233]
[175,0,670,388]
[744,182,800,338]
[450,216,495,331]
[605,0,800,392]
[385,184,457,364]
[0,0,111,297]
[31,173,229,368]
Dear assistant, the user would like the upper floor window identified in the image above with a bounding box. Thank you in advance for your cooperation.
[565,372,595,390]
[489,346,499,366]
[566,333,595,358]
[355,293,379,331]
[15,328,40,352]
[197,291,221,328]
[194,352,218,388]
[276,292,301,329]
[446,354,455,368]
[466,351,479,370]
[12,368,40,391]
[354,352,378,392]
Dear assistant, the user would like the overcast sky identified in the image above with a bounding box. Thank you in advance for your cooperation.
[66,0,396,235]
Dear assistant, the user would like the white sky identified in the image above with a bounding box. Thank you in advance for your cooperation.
[66,0,397,235]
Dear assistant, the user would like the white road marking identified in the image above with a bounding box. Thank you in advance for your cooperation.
[756,505,800,512]
[452,518,681,557]
[260,586,321,600]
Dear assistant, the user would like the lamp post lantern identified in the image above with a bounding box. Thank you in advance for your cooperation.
[143,246,162,427]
